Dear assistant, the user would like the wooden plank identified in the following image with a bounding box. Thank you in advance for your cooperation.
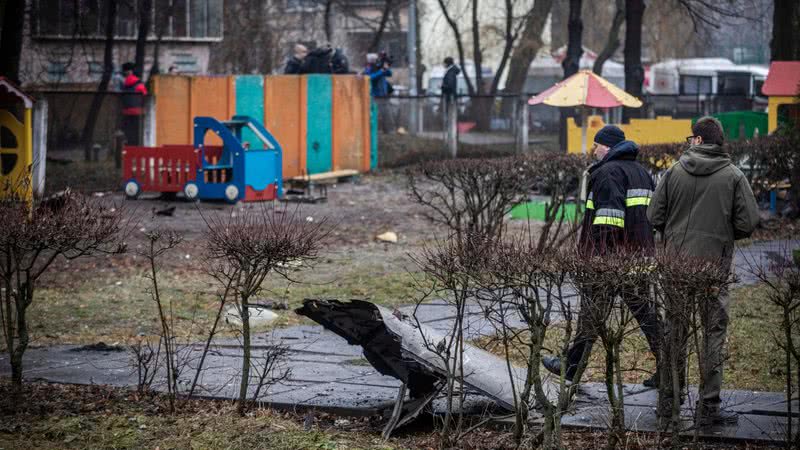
[153,75,190,145]
[191,76,236,146]
[235,75,264,147]
[265,75,305,178]
[306,75,333,174]
[332,75,366,173]
[290,169,359,182]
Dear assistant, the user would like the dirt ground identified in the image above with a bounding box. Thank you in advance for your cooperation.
[0,381,775,450]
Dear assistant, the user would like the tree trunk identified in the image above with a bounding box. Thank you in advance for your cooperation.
[81,0,118,161]
[562,0,583,79]
[324,0,333,43]
[10,292,29,401]
[237,301,251,416]
[435,0,474,95]
[560,0,582,151]
[135,0,152,78]
[770,0,799,60]
[504,0,554,95]
[593,0,624,76]
[623,0,645,122]
[368,0,393,53]
[0,0,25,84]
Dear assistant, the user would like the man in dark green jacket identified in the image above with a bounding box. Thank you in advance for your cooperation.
[647,116,759,426]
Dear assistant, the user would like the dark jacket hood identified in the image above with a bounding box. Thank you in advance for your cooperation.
[679,144,731,176]
[589,140,638,173]
[446,65,461,75]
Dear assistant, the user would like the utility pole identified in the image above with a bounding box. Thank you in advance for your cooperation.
[407,0,418,134]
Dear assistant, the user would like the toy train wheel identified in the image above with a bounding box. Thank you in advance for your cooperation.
[124,180,140,200]
[183,182,199,201]
[224,184,239,204]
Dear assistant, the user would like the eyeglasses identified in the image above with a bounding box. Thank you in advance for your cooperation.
[686,135,698,144]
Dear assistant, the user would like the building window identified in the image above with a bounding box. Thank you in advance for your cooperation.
[171,53,199,74]
[47,60,69,83]
[34,0,223,40]
[87,61,105,80]
[286,0,320,12]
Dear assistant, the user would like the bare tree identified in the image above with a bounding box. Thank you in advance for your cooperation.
[0,0,25,83]
[503,0,554,96]
[368,0,396,53]
[622,0,645,122]
[203,206,329,415]
[0,188,125,402]
[771,0,800,60]
[135,0,152,77]
[435,0,551,129]
[592,0,624,76]
[81,0,118,161]
[562,0,583,79]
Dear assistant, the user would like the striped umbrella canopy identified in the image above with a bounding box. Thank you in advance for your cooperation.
[528,70,642,108]
[528,70,642,154]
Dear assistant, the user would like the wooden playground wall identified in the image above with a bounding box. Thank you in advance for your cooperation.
[152,75,374,178]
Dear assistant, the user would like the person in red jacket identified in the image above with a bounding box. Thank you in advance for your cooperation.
[120,62,147,145]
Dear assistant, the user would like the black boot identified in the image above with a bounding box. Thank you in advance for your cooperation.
[697,404,739,427]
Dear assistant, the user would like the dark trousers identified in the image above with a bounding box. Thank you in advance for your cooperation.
[565,279,663,380]
[121,114,141,146]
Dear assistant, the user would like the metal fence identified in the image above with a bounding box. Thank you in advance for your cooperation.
[372,92,768,166]
[373,94,558,166]
[31,90,127,156]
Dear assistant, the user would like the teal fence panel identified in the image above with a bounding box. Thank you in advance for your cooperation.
[235,75,265,146]
[305,75,333,174]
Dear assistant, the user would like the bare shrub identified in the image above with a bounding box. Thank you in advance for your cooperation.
[406,153,587,249]
[570,251,654,450]
[745,244,800,446]
[653,249,736,448]
[137,229,184,412]
[518,153,588,251]
[202,205,329,415]
[129,337,159,395]
[0,189,125,402]
[476,238,580,449]
[406,158,532,241]
[410,233,493,445]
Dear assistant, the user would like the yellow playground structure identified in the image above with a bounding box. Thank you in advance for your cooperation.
[0,77,35,201]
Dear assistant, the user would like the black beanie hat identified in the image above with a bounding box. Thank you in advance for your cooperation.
[692,116,725,146]
[122,62,135,72]
[594,125,625,148]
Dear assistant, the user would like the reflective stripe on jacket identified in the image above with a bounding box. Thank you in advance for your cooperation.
[579,140,655,255]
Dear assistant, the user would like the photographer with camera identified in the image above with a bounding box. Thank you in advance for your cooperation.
[363,52,393,98]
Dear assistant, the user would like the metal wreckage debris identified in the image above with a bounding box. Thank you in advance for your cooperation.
[296,299,557,437]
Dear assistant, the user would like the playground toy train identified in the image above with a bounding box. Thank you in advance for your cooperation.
[122,116,282,203]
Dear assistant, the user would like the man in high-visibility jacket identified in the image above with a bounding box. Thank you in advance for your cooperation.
[120,62,147,146]
[543,125,663,386]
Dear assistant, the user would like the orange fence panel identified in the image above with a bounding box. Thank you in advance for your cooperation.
[153,76,191,145]
[265,76,306,178]
[189,76,236,146]
[332,76,369,172]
